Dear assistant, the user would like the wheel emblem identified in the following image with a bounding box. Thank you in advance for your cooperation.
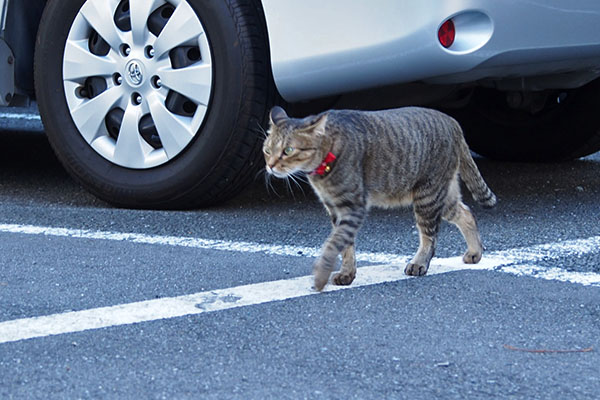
[126,60,144,86]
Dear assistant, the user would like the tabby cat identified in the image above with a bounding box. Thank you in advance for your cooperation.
[263,106,496,291]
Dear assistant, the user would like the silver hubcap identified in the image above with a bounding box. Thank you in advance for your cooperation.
[63,0,213,169]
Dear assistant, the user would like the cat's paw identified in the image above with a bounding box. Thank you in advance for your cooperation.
[332,271,356,286]
[404,263,428,276]
[463,251,482,264]
[313,266,332,292]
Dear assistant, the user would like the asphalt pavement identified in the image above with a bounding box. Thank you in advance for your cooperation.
[0,124,599,399]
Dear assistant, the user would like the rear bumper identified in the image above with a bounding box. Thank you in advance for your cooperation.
[262,0,600,101]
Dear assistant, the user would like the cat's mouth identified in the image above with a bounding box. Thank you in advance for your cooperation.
[266,165,305,179]
[266,165,288,178]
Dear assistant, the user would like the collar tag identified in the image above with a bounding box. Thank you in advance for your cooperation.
[311,152,336,176]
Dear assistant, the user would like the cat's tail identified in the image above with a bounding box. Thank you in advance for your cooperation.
[457,132,497,208]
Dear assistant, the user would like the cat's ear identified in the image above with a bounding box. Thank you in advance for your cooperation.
[305,114,328,136]
[270,106,288,125]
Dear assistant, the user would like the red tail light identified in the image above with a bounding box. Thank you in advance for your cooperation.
[438,19,456,48]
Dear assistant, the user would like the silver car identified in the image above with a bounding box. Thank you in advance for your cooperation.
[1,0,600,208]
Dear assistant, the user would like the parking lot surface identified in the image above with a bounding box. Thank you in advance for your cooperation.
[0,127,599,399]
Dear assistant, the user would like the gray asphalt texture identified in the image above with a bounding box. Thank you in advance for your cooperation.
[0,127,599,399]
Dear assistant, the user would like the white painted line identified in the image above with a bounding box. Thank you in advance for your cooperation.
[0,223,407,265]
[491,235,600,263]
[0,222,598,344]
[0,256,503,345]
[1,223,599,281]
[500,264,600,287]
[0,112,41,121]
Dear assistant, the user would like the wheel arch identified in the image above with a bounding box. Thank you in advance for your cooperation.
[2,0,46,99]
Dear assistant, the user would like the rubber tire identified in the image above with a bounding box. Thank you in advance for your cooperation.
[35,0,274,209]
[455,79,600,162]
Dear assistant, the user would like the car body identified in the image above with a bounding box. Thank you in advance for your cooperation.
[263,0,600,100]
[1,0,600,208]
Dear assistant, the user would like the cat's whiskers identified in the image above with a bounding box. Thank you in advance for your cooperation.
[288,172,308,197]
[254,167,266,182]
[266,172,283,198]
[260,165,308,199]
[284,176,296,199]
[255,167,278,197]
[252,121,269,140]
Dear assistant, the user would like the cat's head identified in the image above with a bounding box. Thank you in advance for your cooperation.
[263,106,329,178]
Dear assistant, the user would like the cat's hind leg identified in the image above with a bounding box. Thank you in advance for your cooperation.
[445,201,483,264]
[405,222,439,276]
[442,177,483,264]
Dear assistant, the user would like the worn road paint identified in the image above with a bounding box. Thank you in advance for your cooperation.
[0,223,598,344]
[0,223,407,264]
[0,112,41,121]
[0,257,503,345]
[1,223,599,269]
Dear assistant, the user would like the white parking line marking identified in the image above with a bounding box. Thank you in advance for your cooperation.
[501,264,600,286]
[0,112,41,121]
[0,256,500,345]
[0,223,599,280]
[0,223,407,264]
[0,223,598,344]
[493,235,600,264]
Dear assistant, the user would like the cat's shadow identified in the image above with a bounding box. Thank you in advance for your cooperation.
[1,128,598,212]
[472,155,600,206]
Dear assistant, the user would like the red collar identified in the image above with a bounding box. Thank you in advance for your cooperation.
[311,152,337,176]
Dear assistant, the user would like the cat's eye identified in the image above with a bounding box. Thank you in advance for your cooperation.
[264,148,271,155]
[283,146,294,156]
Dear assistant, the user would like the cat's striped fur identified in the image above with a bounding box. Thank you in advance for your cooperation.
[264,106,496,291]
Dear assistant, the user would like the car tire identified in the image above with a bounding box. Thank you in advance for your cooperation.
[455,79,600,162]
[35,0,274,209]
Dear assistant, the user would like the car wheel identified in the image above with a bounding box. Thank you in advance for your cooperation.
[35,0,274,208]
[456,79,600,162]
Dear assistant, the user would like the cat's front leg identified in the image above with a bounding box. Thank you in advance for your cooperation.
[313,258,334,292]
[312,245,357,289]
[313,208,366,291]
[332,245,356,286]
[322,206,357,286]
